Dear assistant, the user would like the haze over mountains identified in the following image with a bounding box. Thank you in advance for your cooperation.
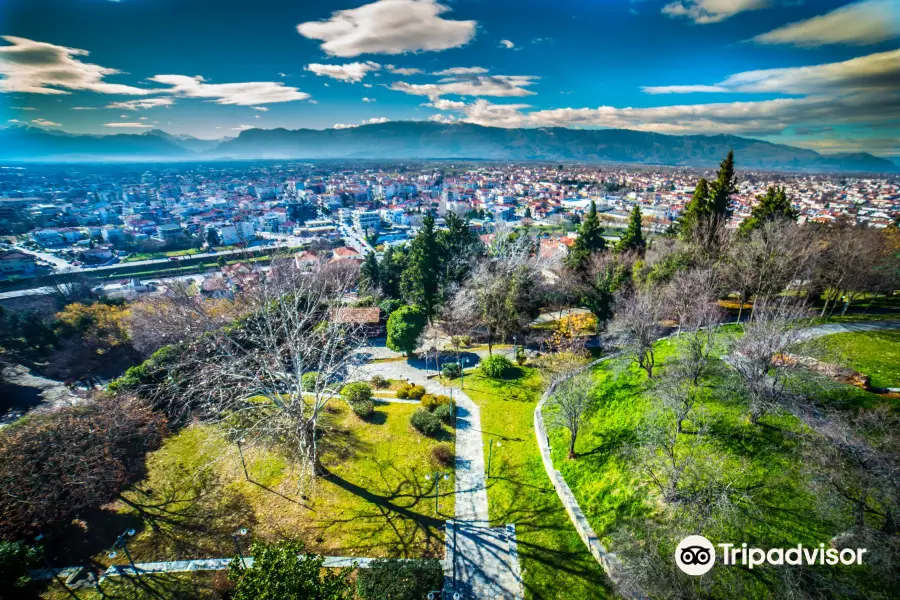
[0,121,895,173]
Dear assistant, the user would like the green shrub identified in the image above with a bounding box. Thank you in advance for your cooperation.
[516,348,527,366]
[386,305,426,357]
[357,558,443,600]
[410,408,442,436]
[378,298,403,319]
[0,541,41,590]
[407,385,426,400]
[481,355,513,379]
[396,383,411,399]
[433,403,454,424]
[370,375,389,389]
[434,394,452,406]
[420,394,437,409]
[349,400,375,419]
[430,443,454,467]
[301,371,319,392]
[341,382,373,404]
[441,362,462,379]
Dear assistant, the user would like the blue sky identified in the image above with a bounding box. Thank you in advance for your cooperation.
[0,0,898,156]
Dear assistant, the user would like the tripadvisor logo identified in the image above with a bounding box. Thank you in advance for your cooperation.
[675,535,867,576]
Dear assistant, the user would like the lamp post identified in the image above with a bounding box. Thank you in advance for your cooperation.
[513,335,517,361]
[236,438,249,481]
[458,357,470,389]
[232,528,249,569]
[488,439,502,479]
[425,471,450,515]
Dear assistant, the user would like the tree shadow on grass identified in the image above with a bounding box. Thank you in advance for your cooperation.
[310,461,447,558]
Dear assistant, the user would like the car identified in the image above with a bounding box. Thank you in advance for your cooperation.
[168,256,180,262]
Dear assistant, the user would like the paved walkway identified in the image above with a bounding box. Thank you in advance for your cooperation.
[356,358,525,599]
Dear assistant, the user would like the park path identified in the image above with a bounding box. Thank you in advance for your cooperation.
[356,352,525,599]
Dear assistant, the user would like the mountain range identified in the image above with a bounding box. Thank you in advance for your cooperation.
[0,121,895,172]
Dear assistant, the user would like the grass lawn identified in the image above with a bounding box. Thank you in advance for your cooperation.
[548,331,890,598]
[800,329,900,389]
[42,401,454,580]
[448,367,614,600]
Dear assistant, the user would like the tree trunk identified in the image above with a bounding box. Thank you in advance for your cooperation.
[568,429,577,459]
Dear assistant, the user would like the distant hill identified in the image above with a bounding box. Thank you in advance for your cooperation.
[0,125,189,161]
[1,122,895,173]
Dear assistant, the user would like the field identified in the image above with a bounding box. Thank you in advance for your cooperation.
[38,399,454,597]
[448,366,614,600]
[545,329,897,598]
[803,329,900,389]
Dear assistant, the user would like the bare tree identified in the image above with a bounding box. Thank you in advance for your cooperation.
[724,298,810,424]
[546,371,596,459]
[154,267,365,485]
[608,288,664,378]
[723,221,820,321]
[128,277,246,355]
[450,228,553,354]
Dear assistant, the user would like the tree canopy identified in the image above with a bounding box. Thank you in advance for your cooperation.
[566,199,606,272]
[615,205,646,253]
[738,186,798,236]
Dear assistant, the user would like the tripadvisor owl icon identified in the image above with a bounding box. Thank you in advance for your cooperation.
[675,535,716,576]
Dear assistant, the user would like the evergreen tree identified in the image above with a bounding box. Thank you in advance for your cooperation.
[615,205,645,253]
[359,250,380,293]
[436,213,483,292]
[565,199,606,272]
[378,245,406,299]
[524,206,532,219]
[738,186,798,236]
[401,214,440,318]
[709,150,737,219]
[679,178,711,241]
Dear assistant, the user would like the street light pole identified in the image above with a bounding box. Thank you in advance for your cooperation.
[232,528,249,569]
[425,472,449,515]
[236,438,249,481]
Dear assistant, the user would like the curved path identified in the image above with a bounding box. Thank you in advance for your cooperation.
[534,320,900,596]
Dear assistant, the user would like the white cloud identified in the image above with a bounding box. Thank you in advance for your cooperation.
[139,116,148,120]
[107,98,174,110]
[433,66,488,75]
[391,74,538,99]
[71,106,97,110]
[362,97,376,102]
[428,113,457,123]
[103,121,151,128]
[232,124,253,130]
[642,50,900,96]
[430,93,900,137]
[362,116,390,124]
[752,0,900,47]
[385,65,424,75]
[278,72,288,78]
[0,35,153,95]
[333,123,357,129]
[149,75,310,105]
[499,39,515,49]
[423,98,467,110]
[7,118,21,123]
[11,106,36,110]
[297,0,476,57]
[643,85,729,94]
[306,61,381,82]
[31,118,60,127]
[662,0,769,24]
[251,106,269,111]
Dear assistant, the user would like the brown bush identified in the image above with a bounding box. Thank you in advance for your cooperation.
[430,443,454,468]
[0,397,166,540]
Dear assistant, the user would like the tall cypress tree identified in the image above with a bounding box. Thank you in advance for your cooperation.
[709,150,737,220]
[378,245,406,299]
[615,205,645,253]
[401,214,440,318]
[359,250,380,294]
[565,199,606,272]
[679,178,711,241]
[738,186,798,235]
